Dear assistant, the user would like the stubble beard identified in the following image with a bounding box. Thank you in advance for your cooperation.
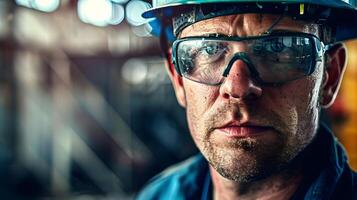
[184,71,323,184]
[190,103,316,184]
[202,133,295,183]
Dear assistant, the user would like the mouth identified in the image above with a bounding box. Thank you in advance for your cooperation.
[216,122,274,138]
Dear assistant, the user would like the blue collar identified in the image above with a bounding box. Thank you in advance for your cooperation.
[201,168,212,200]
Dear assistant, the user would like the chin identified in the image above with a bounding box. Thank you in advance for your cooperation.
[203,138,296,183]
[207,150,277,182]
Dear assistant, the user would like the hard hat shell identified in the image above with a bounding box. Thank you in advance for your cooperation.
[143,0,353,18]
[142,0,357,44]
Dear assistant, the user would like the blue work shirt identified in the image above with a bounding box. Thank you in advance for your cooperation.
[136,124,357,200]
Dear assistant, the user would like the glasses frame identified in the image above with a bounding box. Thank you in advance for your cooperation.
[171,32,326,86]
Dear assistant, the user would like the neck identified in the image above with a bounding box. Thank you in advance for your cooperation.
[210,165,304,200]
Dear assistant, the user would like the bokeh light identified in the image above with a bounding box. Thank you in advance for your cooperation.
[33,0,60,12]
[112,0,129,4]
[126,0,151,26]
[109,4,125,25]
[131,23,152,37]
[15,0,32,7]
[78,0,113,27]
[122,58,148,85]
[15,0,60,12]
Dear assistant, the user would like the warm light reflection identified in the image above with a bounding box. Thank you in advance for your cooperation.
[331,40,357,171]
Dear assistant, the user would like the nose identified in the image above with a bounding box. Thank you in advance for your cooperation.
[220,59,263,100]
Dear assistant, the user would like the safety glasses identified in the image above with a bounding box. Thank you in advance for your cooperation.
[172,32,325,85]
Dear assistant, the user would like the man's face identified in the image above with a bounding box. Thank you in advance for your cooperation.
[176,14,325,182]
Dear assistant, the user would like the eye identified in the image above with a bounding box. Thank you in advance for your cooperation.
[195,42,228,61]
[201,44,221,55]
[252,38,287,56]
[265,38,285,53]
[252,37,295,59]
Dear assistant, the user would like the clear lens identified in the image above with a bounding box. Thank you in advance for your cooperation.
[175,35,321,85]
[249,36,314,83]
[177,40,230,84]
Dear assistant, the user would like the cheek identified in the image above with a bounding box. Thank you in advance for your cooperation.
[294,65,324,127]
[184,81,219,115]
[266,66,324,136]
[184,81,219,141]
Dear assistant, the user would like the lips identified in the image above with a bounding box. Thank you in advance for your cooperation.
[216,123,273,138]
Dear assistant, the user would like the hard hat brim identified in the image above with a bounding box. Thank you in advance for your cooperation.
[142,0,354,18]
[142,0,357,43]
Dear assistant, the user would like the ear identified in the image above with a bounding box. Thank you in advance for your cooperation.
[321,44,347,108]
[165,49,187,108]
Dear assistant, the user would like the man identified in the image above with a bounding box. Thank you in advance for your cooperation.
[136,1,357,199]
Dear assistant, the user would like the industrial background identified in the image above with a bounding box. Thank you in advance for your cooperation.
[0,0,356,199]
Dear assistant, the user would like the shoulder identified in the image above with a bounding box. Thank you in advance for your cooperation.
[330,160,357,199]
[135,154,208,200]
[351,168,357,191]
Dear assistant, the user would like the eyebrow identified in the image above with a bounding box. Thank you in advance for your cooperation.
[267,29,301,34]
[201,33,231,37]
[181,29,302,38]
[179,32,229,39]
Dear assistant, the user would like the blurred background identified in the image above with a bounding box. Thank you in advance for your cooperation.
[0,0,356,199]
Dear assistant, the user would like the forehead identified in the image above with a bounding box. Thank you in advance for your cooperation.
[180,14,319,38]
